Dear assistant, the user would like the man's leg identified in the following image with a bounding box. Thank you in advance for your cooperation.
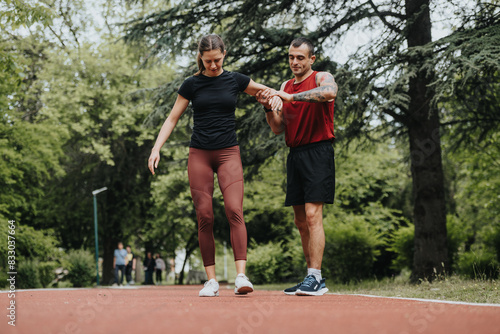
[293,202,325,270]
[304,202,325,270]
[293,205,310,268]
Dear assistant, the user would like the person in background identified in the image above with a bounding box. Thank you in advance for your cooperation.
[143,251,156,285]
[125,245,136,285]
[113,242,128,286]
[155,253,166,285]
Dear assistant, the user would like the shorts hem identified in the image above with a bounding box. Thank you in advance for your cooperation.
[285,199,334,207]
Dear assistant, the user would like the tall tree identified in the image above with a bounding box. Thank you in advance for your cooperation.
[404,0,447,281]
[122,0,500,281]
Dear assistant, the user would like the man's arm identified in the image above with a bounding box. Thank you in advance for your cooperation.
[273,72,338,103]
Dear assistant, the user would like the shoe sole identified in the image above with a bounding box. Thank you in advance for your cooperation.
[235,286,254,294]
[295,287,329,296]
[199,291,219,297]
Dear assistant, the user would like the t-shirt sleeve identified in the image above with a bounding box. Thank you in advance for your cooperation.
[232,72,251,92]
[178,77,194,100]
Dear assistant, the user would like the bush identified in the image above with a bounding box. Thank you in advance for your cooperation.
[387,224,414,272]
[388,217,470,274]
[323,218,384,283]
[17,260,42,289]
[64,249,95,287]
[456,250,499,280]
[246,241,292,284]
[447,215,471,269]
[39,261,57,288]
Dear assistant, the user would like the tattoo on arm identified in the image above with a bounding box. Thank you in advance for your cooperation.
[293,72,337,102]
[292,87,332,102]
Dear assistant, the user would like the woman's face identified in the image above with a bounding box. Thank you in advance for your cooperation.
[200,49,226,77]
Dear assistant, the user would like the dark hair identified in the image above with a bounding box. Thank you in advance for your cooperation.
[290,37,315,57]
[195,34,226,76]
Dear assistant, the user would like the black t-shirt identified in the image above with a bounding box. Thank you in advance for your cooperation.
[178,71,251,150]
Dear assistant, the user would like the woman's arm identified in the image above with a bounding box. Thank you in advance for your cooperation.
[244,79,275,97]
[148,95,190,175]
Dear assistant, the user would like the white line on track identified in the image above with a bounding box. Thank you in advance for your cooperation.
[330,293,500,307]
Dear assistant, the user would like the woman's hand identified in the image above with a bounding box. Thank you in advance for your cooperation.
[148,149,160,175]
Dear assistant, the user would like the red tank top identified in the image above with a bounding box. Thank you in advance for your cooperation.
[283,71,335,148]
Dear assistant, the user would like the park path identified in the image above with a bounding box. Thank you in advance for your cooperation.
[1,285,500,334]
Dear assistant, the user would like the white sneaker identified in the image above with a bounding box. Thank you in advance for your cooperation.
[234,274,254,294]
[199,279,219,297]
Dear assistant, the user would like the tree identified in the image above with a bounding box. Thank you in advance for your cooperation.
[122,0,500,281]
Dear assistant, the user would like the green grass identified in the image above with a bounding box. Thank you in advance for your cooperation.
[257,273,500,304]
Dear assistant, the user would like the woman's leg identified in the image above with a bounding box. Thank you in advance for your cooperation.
[215,146,248,273]
[188,148,217,275]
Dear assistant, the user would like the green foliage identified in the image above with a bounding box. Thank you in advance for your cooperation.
[38,261,57,288]
[15,260,57,289]
[457,250,499,280]
[246,240,292,285]
[323,216,385,283]
[64,249,95,287]
[17,260,42,289]
[388,224,414,272]
[388,216,472,274]
[0,111,66,221]
[15,224,60,261]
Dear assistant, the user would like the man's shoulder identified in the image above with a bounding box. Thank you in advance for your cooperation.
[281,79,294,90]
[314,71,335,85]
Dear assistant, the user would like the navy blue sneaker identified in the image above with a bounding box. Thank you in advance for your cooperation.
[283,281,304,295]
[296,275,328,296]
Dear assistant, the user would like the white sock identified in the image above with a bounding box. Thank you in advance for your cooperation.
[307,268,322,282]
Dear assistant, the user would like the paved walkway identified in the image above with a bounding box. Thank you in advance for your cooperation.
[2,285,500,334]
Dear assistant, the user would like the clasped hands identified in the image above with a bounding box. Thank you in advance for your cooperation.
[256,88,293,113]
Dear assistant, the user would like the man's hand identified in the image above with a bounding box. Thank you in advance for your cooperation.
[256,89,283,111]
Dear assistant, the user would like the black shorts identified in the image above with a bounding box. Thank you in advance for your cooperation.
[285,141,335,207]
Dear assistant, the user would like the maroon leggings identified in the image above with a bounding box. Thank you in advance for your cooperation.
[188,146,247,267]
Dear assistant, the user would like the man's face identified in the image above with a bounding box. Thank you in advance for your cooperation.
[288,44,315,77]
[118,243,123,249]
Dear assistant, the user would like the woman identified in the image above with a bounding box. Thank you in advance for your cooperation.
[148,34,281,297]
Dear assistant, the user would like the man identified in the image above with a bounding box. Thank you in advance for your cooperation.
[125,245,136,285]
[258,37,338,296]
[113,242,128,286]
[143,251,156,285]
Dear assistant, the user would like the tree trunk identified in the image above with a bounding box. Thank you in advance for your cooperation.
[405,0,448,282]
[177,232,197,285]
[102,236,117,285]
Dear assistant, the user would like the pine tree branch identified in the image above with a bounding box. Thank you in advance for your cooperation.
[367,0,404,34]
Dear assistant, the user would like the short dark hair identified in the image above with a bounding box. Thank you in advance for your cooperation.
[290,37,314,57]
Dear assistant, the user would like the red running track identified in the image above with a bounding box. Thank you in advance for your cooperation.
[1,285,500,334]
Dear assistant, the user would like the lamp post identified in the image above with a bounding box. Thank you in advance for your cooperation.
[92,187,107,285]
